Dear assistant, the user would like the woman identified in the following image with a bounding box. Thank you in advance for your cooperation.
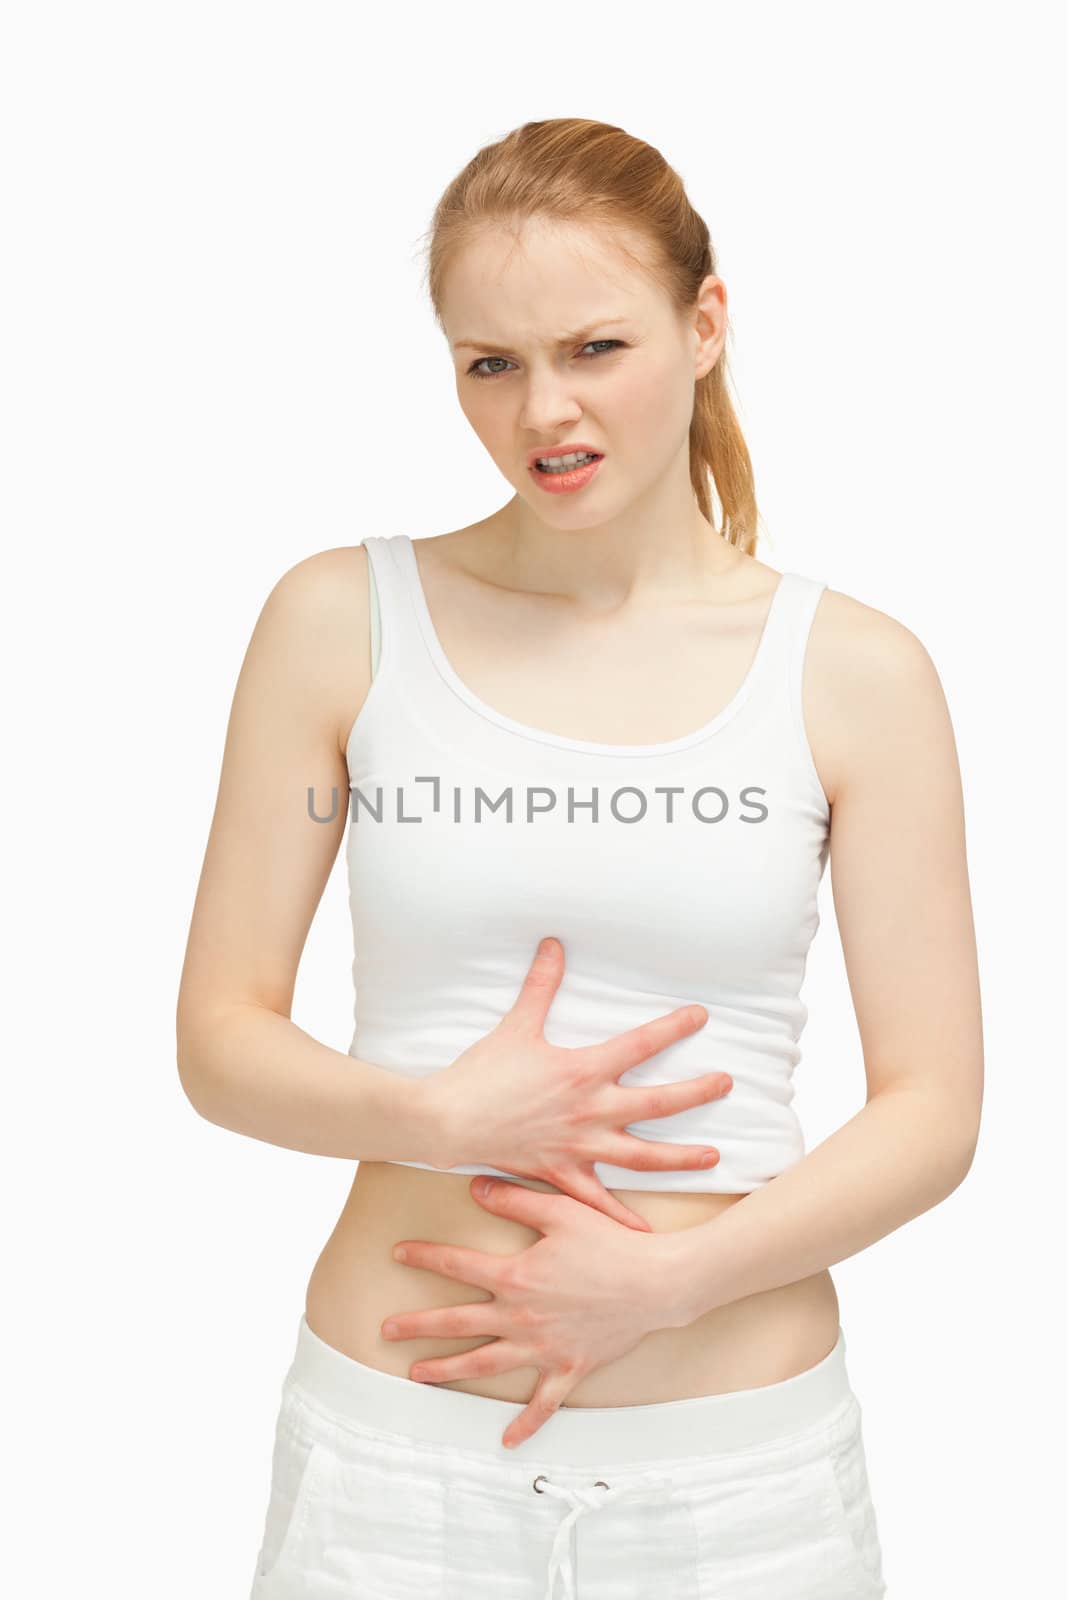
[177,118,983,1599]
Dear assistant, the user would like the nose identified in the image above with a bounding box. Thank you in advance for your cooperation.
[518,373,583,436]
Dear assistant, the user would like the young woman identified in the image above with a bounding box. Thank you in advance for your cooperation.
[177,117,983,1599]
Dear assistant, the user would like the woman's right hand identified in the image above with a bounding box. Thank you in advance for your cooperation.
[423,936,733,1232]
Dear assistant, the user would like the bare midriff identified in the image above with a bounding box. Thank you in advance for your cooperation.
[304,1161,841,1406]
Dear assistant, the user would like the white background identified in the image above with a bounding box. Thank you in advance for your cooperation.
[4,3,1063,1595]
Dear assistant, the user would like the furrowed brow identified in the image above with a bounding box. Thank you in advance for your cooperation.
[452,319,629,352]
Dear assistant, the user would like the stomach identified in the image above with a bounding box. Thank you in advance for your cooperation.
[304,1161,842,1406]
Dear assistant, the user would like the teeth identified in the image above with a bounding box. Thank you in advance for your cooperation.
[536,451,598,472]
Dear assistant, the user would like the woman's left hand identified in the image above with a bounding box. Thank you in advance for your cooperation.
[381,1176,682,1449]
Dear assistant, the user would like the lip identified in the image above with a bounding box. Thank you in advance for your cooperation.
[525,443,603,469]
[528,453,604,496]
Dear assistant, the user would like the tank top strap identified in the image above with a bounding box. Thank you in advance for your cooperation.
[755,570,828,681]
[746,569,828,745]
[360,534,431,685]
[366,542,382,677]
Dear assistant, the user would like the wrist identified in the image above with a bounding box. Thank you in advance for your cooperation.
[650,1224,714,1329]
[412,1075,463,1171]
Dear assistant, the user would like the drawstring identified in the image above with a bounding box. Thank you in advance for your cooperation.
[532,1469,678,1600]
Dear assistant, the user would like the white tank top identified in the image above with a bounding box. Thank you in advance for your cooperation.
[345,534,830,1193]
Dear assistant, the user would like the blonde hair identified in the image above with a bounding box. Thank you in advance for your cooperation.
[417,117,761,555]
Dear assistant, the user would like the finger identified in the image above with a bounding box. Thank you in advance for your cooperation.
[505,936,565,1037]
[393,1239,505,1293]
[591,1003,709,1077]
[502,1368,579,1450]
[381,1302,500,1343]
[561,1171,653,1232]
[469,1176,569,1233]
[625,1070,734,1122]
[410,1339,523,1386]
[607,1132,724,1172]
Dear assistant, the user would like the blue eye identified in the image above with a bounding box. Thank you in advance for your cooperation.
[466,339,625,381]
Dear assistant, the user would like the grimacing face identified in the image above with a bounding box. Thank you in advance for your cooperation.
[440,217,723,526]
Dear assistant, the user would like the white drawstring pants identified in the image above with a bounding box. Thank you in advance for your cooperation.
[249,1314,887,1598]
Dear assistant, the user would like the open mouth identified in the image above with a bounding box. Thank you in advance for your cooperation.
[533,452,604,475]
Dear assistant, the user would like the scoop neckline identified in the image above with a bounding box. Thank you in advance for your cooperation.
[397,533,792,758]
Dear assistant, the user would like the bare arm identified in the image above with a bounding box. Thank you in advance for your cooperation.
[175,545,440,1165]
[656,596,985,1324]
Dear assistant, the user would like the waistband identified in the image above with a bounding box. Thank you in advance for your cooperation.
[285,1315,854,1468]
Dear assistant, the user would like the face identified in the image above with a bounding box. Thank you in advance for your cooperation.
[440,216,724,525]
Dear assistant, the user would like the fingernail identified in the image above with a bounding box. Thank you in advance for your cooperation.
[393,1246,408,1262]
[700,1151,718,1167]
[474,1177,495,1196]
[381,1321,399,1338]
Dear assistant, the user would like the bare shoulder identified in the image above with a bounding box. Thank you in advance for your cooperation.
[263,543,369,622]
[256,544,372,757]
[805,584,954,807]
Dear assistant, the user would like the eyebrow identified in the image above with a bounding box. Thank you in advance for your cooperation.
[451,319,630,352]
